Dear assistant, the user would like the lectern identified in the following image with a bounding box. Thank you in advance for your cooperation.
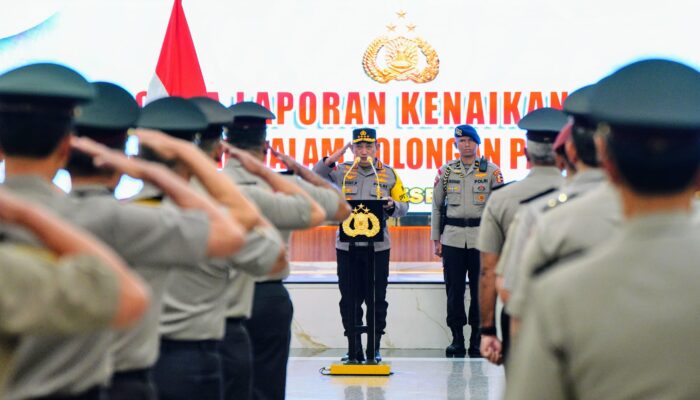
[328,199,392,376]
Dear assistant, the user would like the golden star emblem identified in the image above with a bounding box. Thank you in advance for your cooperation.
[397,10,407,18]
[406,23,417,32]
[386,23,396,32]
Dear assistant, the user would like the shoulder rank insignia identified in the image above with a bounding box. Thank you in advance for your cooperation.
[542,192,580,213]
[532,249,586,277]
[519,187,558,205]
[491,181,512,191]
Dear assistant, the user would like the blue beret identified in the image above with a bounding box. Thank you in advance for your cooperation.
[454,124,480,144]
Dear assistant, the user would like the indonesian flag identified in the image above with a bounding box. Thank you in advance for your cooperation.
[145,0,208,104]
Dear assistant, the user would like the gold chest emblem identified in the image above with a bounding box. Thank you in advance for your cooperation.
[342,203,381,238]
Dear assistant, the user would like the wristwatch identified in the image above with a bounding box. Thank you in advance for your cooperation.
[480,326,497,336]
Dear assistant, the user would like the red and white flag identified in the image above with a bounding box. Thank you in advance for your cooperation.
[145,0,208,104]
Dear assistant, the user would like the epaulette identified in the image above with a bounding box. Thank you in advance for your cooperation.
[532,249,585,278]
[491,181,513,191]
[541,192,579,213]
[133,198,163,207]
[519,187,558,205]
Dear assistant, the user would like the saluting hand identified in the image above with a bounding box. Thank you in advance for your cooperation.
[269,146,301,174]
[134,128,187,161]
[221,142,267,175]
[70,136,151,180]
[324,141,353,166]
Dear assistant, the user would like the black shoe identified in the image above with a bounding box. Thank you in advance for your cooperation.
[341,335,365,362]
[366,335,382,362]
[467,326,481,358]
[467,347,482,358]
[340,351,365,363]
[445,327,466,358]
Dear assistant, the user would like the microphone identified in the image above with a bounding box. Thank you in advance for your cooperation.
[341,157,361,198]
[366,157,382,199]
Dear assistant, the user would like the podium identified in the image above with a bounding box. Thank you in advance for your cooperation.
[327,200,392,376]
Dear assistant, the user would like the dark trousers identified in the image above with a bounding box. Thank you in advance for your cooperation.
[221,318,253,400]
[501,310,511,363]
[247,282,294,400]
[31,387,105,400]
[442,245,480,329]
[337,248,390,337]
[107,369,157,400]
[152,339,223,400]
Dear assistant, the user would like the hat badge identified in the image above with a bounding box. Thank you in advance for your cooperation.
[455,128,462,136]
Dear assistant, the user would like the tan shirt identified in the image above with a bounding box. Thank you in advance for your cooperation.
[2,177,208,398]
[497,169,607,283]
[0,246,118,399]
[507,212,700,400]
[477,166,565,254]
[313,159,409,252]
[430,158,502,248]
[507,182,622,318]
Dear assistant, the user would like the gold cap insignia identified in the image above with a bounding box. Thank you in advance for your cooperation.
[363,12,439,84]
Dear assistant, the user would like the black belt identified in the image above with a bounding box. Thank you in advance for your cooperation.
[31,386,104,400]
[160,338,221,351]
[112,368,153,383]
[444,217,481,227]
[255,280,283,285]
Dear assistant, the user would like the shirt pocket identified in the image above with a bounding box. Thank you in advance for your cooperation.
[369,182,389,198]
[472,183,490,205]
[446,182,462,206]
[342,183,359,199]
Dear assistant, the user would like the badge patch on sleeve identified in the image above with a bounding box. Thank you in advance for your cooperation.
[493,169,504,184]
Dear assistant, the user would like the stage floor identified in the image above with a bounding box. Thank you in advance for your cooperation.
[287,351,505,400]
[287,262,445,283]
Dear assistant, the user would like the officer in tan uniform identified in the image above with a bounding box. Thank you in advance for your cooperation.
[477,107,567,365]
[430,125,502,358]
[504,87,616,336]
[0,64,245,400]
[190,97,292,400]
[222,102,330,400]
[497,86,607,316]
[507,58,700,400]
[127,97,283,400]
[314,127,410,362]
[0,188,148,398]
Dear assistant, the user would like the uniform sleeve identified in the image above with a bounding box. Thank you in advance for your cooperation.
[506,219,550,318]
[389,169,409,218]
[240,186,312,230]
[476,200,504,253]
[294,177,342,222]
[502,207,538,291]
[223,225,284,277]
[496,213,522,276]
[505,281,570,400]
[490,166,504,189]
[313,158,338,184]
[111,203,211,267]
[430,166,446,241]
[0,246,119,335]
